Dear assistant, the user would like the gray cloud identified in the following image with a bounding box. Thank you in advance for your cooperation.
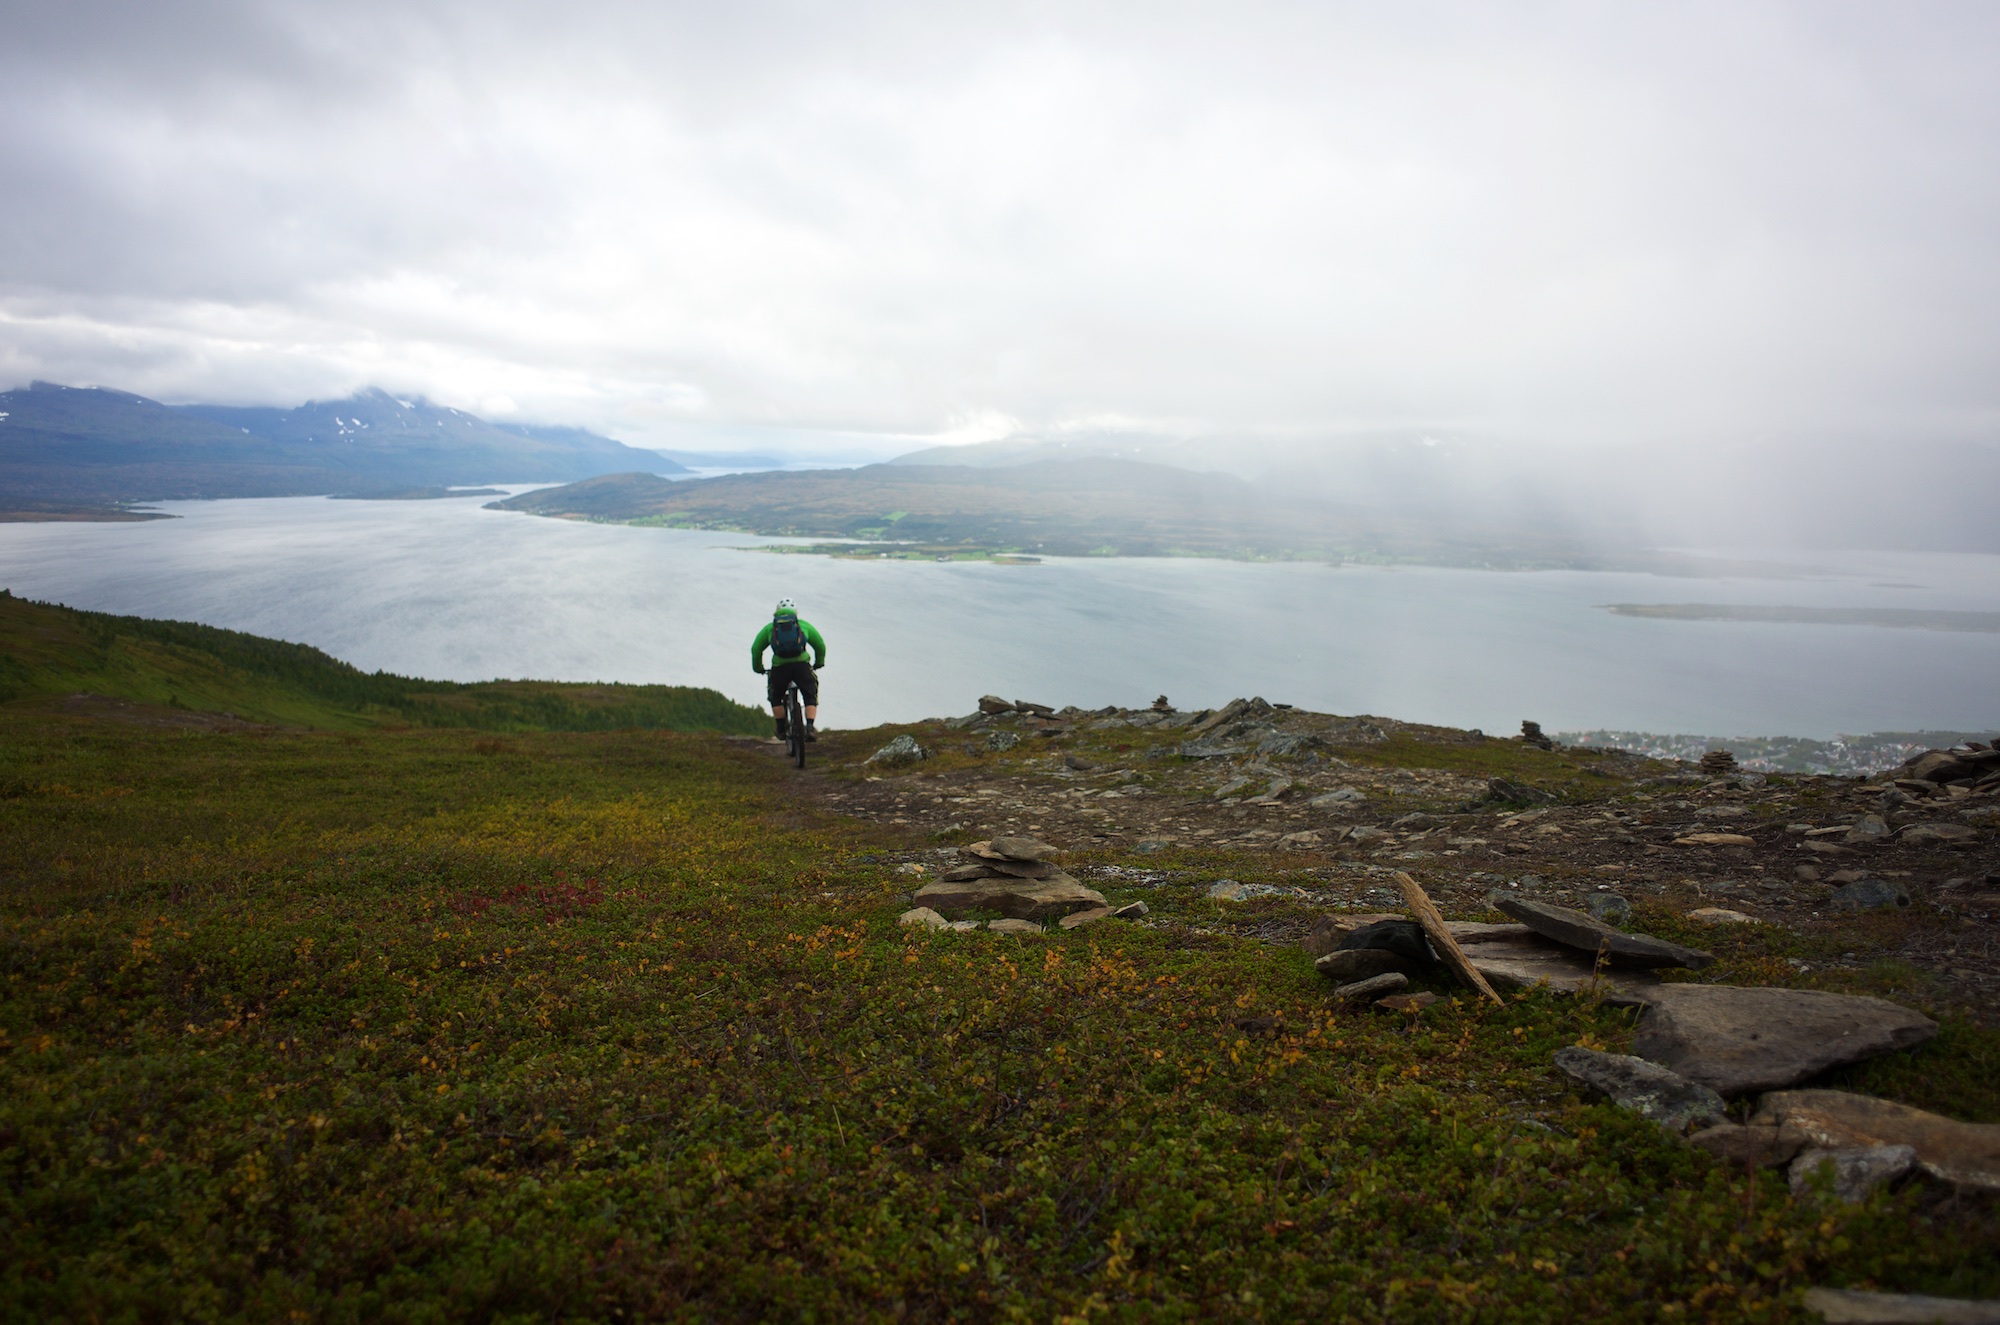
[2,0,1998,456]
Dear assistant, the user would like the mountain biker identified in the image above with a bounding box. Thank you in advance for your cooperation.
[751,598,825,742]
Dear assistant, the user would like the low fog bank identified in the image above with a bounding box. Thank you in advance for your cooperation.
[895,431,2000,556]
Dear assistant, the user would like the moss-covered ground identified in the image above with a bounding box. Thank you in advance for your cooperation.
[3,699,1997,1322]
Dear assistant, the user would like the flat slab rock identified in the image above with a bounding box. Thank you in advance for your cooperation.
[1553,1046,1726,1133]
[912,873,1106,921]
[961,836,1062,863]
[1802,1287,2000,1324]
[1632,985,1938,1097]
[1753,1090,2000,1193]
[1455,934,1662,1003]
[1333,971,1409,1001]
[1493,896,1714,969]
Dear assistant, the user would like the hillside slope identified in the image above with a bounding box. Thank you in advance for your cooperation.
[0,592,764,734]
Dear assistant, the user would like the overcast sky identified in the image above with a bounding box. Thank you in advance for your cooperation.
[3,1,1997,457]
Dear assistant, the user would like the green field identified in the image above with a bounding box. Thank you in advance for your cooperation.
[2,601,1996,1320]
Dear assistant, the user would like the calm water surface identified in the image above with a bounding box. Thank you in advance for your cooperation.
[2,493,1996,736]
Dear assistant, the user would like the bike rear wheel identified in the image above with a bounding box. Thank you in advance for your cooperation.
[786,686,806,768]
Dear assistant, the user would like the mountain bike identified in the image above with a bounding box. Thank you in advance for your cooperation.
[784,680,807,769]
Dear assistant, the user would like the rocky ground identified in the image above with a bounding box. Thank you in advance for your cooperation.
[780,696,2000,1026]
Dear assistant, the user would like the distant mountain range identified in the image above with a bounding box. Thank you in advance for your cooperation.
[0,382,687,516]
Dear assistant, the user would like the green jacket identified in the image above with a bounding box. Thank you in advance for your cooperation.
[751,618,825,672]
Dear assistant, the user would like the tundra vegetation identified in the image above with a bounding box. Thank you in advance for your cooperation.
[1,598,1995,1320]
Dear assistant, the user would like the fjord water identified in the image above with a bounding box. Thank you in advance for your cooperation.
[1,492,1996,737]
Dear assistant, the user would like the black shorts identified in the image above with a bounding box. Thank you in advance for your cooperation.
[766,660,819,707]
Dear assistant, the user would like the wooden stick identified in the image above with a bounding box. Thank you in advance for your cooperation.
[1394,871,1504,1005]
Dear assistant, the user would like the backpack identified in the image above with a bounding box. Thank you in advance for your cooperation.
[770,615,805,657]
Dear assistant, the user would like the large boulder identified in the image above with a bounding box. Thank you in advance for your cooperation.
[1492,896,1713,969]
[1631,985,1938,1097]
[865,735,928,767]
[1552,1046,1727,1133]
[977,695,1015,714]
[1752,1090,2000,1192]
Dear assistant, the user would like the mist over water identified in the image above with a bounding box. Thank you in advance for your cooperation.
[1,494,1996,738]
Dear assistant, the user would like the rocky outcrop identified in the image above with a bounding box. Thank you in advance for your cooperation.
[1900,745,2000,787]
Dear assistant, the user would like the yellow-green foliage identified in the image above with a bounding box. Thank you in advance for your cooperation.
[2,712,1995,1319]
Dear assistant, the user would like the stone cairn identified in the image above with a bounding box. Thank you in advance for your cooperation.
[1519,720,1554,751]
[912,836,1107,921]
[1151,695,1173,712]
[1700,749,1739,775]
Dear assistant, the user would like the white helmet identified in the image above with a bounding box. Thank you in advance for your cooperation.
[774,598,796,616]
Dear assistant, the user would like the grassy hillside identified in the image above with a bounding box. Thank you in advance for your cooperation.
[0,592,766,735]
[2,601,1995,1317]
[1,705,1994,1319]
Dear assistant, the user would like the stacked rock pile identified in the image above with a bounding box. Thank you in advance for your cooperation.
[1894,741,2000,793]
[910,837,1107,921]
[1520,720,1554,751]
[1302,898,1987,1200]
[1700,749,1739,775]
[1306,895,1715,1003]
